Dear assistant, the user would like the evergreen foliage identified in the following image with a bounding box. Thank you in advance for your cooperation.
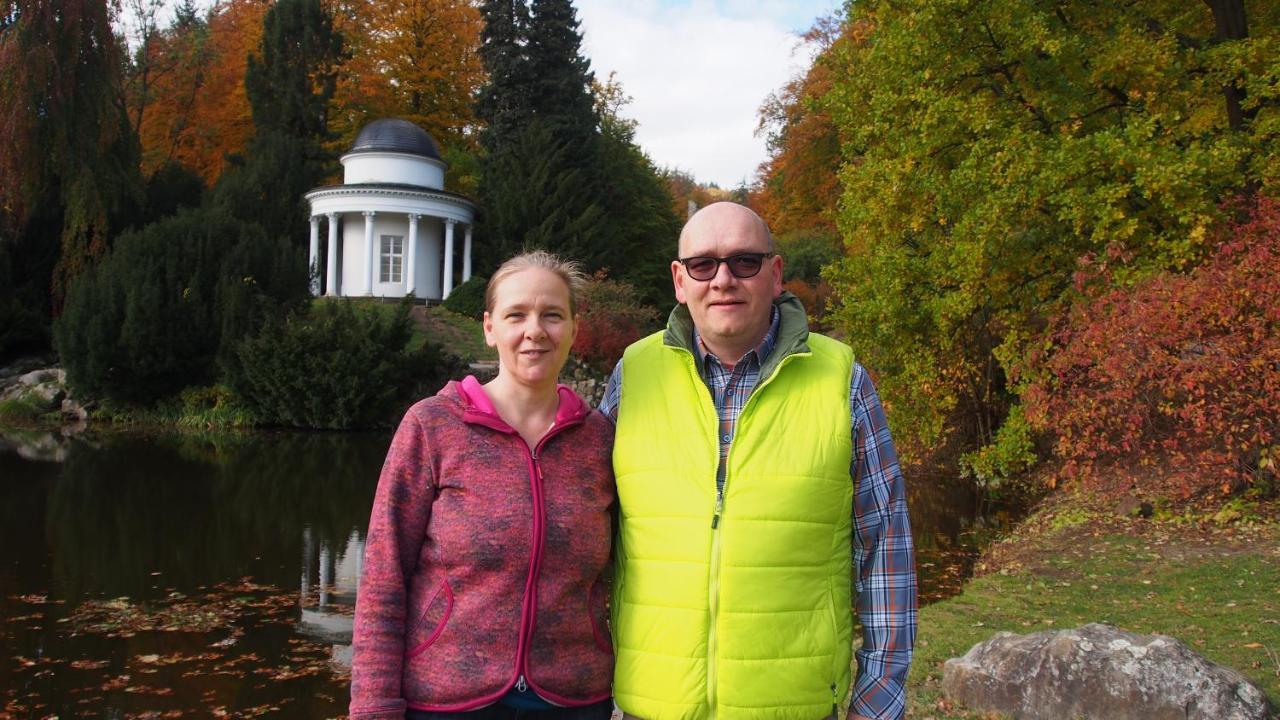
[0,0,143,310]
[475,0,532,153]
[474,0,679,304]
[442,275,487,319]
[53,207,306,404]
[142,162,205,226]
[226,300,446,429]
[0,198,60,361]
[210,0,343,245]
[0,241,49,360]
[526,0,597,142]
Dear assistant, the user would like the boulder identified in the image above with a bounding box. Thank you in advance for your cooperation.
[17,368,64,387]
[943,623,1273,720]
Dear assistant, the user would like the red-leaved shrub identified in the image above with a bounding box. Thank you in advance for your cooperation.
[1020,198,1280,498]
[572,272,661,373]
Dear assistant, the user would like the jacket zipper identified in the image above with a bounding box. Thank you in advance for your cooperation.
[512,421,572,697]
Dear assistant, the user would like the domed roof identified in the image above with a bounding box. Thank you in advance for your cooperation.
[348,119,441,160]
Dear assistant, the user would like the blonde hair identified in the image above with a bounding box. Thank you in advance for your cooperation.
[484,250,587,316]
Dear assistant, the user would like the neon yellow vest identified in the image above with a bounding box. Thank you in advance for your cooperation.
[612,300,854,720]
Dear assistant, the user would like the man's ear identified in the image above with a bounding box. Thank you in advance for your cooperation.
[770,254,784,298]
[672,259,688,304]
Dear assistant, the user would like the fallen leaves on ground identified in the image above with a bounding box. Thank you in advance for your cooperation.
[4,578,350,716]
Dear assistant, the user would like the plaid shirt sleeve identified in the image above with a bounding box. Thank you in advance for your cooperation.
[848,363,917,720]
[598,359,622,423]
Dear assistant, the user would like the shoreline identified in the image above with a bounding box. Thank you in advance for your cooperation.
[906,488,1280,718]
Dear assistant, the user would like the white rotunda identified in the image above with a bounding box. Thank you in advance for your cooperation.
[304,119,477,301]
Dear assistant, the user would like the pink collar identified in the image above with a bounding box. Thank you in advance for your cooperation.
[455,375,588,432]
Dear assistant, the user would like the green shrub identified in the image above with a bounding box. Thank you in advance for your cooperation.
[53,206,307,405]
[0,243,50,362]
[0,393,47,420]
[442,275,487,319]
[225,300,453,429]
[960,403,1040,501]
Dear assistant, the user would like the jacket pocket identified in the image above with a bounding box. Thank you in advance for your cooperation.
[406,580,453,659]
[588,576,612,654]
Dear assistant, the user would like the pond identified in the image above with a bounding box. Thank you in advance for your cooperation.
[0,426,1010,717]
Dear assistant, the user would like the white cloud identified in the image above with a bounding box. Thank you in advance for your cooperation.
[576,0,838,188]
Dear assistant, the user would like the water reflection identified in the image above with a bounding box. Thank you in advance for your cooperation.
[0,427,1007,716]
[1,428,389,717]
[299,525,361,663]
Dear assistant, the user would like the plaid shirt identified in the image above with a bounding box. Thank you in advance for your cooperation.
[600,308,917,720]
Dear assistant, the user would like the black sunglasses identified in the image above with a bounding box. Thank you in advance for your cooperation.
[678,252,774,281]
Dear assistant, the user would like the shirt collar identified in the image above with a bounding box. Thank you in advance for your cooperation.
[693,304,781,369]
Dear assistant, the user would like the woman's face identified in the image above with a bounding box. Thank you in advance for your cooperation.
[483,268,578,389]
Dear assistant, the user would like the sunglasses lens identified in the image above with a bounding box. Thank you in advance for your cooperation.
[727,255,763,277]
[685,258,718,280]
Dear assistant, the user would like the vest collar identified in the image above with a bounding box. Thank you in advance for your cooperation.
[662,292,812,379]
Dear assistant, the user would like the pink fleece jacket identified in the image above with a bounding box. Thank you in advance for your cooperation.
[350,377,616,719]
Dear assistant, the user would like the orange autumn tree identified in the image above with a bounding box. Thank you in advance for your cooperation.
[749,14,862,328]
[135,0,268,184]
[752,14,852,239]
[330,0,483,162]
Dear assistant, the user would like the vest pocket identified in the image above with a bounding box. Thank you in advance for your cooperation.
[406,580,453,659]
[588,576,612,653]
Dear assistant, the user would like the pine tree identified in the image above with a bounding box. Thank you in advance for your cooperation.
[211,0,343,245]
[476,0,532,152]
[525,0,597,143]
[474,0,678,303]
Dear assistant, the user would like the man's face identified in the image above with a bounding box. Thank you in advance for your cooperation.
[671,204,783,359]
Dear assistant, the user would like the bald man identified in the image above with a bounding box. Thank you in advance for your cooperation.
[600,202,916,720]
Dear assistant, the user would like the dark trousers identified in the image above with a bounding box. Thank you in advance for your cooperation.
[407,699,614,720]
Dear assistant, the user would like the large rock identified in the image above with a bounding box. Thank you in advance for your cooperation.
[1,368,66,414]
[943,623,1273,720]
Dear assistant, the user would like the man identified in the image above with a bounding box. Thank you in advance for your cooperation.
[599,202,916,720]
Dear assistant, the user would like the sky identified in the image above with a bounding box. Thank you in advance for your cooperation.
[575,0,843,188]
[120,0,843,189]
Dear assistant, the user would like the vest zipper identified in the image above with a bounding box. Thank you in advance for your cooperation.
[702,351,807,717]
[706,498,723,717]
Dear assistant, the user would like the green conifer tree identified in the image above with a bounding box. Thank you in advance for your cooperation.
[475,0,678,302]
[211,0,344,246]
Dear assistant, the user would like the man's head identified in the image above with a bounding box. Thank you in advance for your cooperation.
[672,202,783,362]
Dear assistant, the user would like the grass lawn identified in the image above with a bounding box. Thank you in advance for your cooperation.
[412,305,496,363]
[904,493,1280,718]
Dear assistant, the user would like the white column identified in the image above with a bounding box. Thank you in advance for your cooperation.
[406,214,419,297]
[325,213,339,297]
[308,216,321,296]
[463,224,473,282]
[443,218,456,299]
[363,211,376,296]
[319,542,333,609]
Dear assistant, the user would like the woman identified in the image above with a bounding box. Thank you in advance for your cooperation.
[350,251,616,720]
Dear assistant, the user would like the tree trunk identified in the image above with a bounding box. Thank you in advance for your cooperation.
[1203,0,1251,131]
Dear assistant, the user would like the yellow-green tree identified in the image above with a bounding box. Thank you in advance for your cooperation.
[821,0,1279,461]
